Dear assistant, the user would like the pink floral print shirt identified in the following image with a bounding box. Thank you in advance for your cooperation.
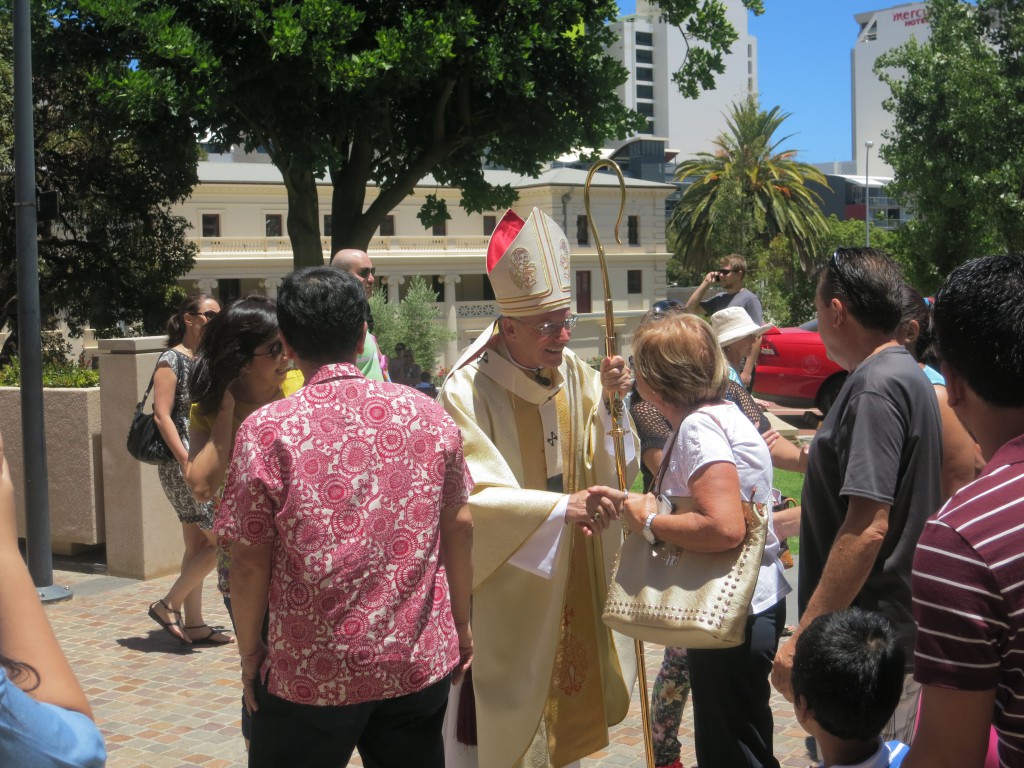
[216,363,472,706]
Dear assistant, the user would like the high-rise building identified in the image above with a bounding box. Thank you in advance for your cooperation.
[851,2,930,176]
[606,0,757,162]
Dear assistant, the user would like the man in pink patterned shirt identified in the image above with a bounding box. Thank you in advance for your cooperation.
[216,267,474,768]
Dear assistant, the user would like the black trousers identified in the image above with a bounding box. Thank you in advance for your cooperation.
[249,672,452,768]
[687,599,785,768]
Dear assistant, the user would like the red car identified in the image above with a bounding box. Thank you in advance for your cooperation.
[753,320,848,414]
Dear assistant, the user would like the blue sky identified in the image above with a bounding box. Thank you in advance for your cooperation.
[617,1,877,163]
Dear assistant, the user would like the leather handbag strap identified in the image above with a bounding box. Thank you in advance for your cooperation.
[136,350,183,412]
[652,406,726,496]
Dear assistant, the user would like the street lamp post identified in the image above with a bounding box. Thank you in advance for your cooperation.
[864,140,874,247]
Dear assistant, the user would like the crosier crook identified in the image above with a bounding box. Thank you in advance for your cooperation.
[584,159,655,768]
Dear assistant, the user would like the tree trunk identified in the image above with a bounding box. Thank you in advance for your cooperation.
[279,163,323,268]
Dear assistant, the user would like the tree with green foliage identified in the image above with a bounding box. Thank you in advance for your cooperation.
[754,216,898,328]
[0,4,199,338]
[878,0,1024,284]
[55,0,762,267]
[368,277,455,379]
[669,96,830,272]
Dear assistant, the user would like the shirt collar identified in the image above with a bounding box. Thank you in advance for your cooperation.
[305,362,362,388]
[982,431,1024,476]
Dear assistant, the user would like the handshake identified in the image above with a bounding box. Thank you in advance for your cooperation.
[566,486,656,537]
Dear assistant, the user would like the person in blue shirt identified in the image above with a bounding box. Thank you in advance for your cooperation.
[792,608,907,768]
[0,430,106,767]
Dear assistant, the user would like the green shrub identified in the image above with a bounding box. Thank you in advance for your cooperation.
[0,358,99,388]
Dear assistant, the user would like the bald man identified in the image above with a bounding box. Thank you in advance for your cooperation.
[330,249,376,299]
[330,248,386,381]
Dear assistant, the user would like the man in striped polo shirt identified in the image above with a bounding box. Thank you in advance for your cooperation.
[905,255,1024,768]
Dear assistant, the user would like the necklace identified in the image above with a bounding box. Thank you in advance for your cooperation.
[504,347,552,386]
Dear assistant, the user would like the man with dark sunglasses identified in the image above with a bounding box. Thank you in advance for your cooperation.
[684,253,764,388]
[330,248,387,382]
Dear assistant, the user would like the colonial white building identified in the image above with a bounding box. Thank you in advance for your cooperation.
[172,161,675,369]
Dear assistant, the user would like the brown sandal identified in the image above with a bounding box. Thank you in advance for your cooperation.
[184,624,235,646]
[148,599,189,644]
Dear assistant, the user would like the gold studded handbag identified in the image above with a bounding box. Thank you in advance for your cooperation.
[602,414,769,649]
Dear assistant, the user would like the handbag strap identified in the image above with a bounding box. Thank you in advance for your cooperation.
[136,351,180,411]
[652,405,726,496]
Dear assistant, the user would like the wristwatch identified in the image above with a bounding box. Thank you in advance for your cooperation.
[642,512,658,545]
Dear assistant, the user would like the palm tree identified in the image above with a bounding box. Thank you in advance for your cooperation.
[670,96,830,271]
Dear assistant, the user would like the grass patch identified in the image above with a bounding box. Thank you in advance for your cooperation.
[773,468,803,504]
[774,468,803,555]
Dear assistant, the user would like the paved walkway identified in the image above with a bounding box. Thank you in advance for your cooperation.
[44,567,814,767]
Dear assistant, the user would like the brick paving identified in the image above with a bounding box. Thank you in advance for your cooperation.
[44,566,814,767]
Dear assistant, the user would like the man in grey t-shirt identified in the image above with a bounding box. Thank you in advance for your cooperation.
[770,248,941,744]
[685,253,764,387]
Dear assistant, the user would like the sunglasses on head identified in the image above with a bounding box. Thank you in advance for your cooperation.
[651,299,684,314]
[189,310,218,320]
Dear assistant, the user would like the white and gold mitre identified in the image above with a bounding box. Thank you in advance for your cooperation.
[486,208,572,318]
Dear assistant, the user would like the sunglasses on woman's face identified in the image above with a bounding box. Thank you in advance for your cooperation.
[252,340,285,359]
[189,310,219,320]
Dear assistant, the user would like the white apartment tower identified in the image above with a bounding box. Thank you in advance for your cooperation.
[851,2,930,176]
[606,0,757,160]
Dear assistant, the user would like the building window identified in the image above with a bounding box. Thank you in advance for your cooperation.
[636,84,654,100]
[265,214,283,237]
[636,67,654,82]
[218,278,241,305]
[432,219,447,237]
[628,216,640,246]
[645,119,655,134]
[576,215,589,246]
[577,271,592,314]
[635,31,653,47]
[635,49,653,65]
[323,215,332,237]
[201,214,220,238]
[627,270,642,294]
[637,102,654,118]
[430,275,444,301]
[483,215,497,236]
[380,215,395,237]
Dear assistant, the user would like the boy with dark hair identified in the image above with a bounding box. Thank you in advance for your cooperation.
[793,608,908,767]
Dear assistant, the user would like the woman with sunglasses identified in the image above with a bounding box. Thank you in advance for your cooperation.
[147,293,222,645]
[186,296,303,741]
[187,295,304,608]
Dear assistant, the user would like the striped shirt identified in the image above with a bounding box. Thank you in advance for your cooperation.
[912,433,1024,765]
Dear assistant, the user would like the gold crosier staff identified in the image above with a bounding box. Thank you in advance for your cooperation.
[584,159,656,768]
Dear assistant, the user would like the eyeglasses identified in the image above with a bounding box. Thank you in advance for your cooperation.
[511,315,578,338]
[189,310,218,320]
[652,299,684,314]
[356,267,376,279]
[718,268,739,275]
[252,340,285,359]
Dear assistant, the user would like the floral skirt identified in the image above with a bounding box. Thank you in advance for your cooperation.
[157,461,214,529]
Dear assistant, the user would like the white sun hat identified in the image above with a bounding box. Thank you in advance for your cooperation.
[710,306,772,347]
